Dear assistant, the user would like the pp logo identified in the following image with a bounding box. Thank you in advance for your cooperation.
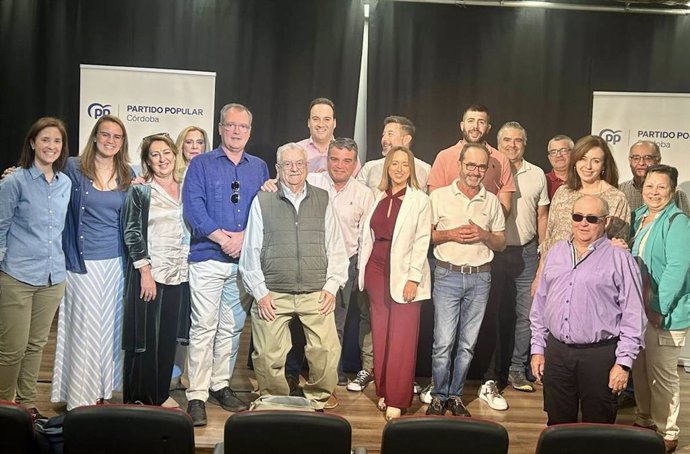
[599,129,622,145]
[87,103,112,119]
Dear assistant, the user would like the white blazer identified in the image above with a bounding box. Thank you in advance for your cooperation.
[357,186,432,303]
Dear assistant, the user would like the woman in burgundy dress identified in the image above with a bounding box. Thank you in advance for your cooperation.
[358,146,431,420]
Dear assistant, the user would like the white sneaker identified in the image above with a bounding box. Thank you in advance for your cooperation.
[478,380,508,411]
[420,382,433,404]
[346,370,374,392]
[413,382,422,394]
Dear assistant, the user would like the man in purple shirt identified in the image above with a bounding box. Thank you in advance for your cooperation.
[529,194,646,425]
[182,103,269,426]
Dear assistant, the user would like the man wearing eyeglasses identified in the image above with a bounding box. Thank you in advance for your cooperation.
[426,143,506,417]
[545,135,574,200]
[427,104,515,218]
[240,143,349,410]
[529,195,645,425]
[619,140,689,215]
[297,97,361,174]
[182,103,270,426]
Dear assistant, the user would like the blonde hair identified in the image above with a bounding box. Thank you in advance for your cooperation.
[378,146,419,192]
[80,115,132,190]
[140,134,183,183]
[175,126,210,162]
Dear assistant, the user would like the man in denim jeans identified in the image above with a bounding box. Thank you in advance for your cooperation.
[426,143,506,417]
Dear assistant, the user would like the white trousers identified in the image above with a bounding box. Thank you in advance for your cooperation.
[186,260,249,401]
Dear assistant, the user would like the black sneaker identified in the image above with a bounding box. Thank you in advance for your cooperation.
[187,399,207,426]
[346,369,374,392]
[446,396,471,417]
[337,371,348,386]
[208,387,249,412]
[425,397,446,415]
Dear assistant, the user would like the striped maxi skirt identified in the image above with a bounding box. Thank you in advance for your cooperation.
[50,257,124,410]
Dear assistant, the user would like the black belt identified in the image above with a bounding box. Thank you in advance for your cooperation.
[550,333,619,349]
[436,260,491,274]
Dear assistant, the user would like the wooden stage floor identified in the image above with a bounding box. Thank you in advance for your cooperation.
[34,319,690,454]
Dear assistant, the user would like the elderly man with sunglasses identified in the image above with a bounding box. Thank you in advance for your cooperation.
[529,194,646,425]
[182,103,269,426]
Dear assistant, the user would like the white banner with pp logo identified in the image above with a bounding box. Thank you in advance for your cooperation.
[79,64,216,171]
[592,91,690,369]
[591,91,690,195]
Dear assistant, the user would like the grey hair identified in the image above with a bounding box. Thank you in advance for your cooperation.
[219,103,253,125]
[497,121,527,144]
[328,137,358,158]
[276,142,307,163]
[548,134,575,150]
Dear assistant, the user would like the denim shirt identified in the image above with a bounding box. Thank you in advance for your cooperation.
[0,165,71,285]
[62,157,134,273]
[182,147,269,263]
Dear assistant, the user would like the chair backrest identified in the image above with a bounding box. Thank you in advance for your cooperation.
[535,423,666,454]
[63,404,195,454]
[0,401,37,454]
[224,410,352,454]
[381,416,509,454]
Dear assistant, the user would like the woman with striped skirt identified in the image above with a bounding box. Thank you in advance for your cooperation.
[50,115,134,410]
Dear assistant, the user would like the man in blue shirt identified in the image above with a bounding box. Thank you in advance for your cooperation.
[182,103,269,426]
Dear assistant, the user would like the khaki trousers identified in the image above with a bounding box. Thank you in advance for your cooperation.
[633,323,688,441]
[251,291,340,409]
[0,272,64,406]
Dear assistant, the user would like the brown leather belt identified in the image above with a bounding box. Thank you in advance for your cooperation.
[436,260,491,274]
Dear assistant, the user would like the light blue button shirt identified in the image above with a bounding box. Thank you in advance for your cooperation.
[0,165,71,285]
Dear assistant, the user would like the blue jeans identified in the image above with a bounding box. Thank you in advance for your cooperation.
[431,267,491,400]
[484,240,539,381]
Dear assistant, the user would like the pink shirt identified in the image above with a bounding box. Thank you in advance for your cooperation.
[427,140,516,195]
[297,137,362,175]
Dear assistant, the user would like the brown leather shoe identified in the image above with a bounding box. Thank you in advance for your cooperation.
[324,393,339,410]
[664,439,678,454]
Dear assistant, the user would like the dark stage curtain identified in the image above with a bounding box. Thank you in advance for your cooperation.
[366,1,690,378]
[1,0,364,173]
[366,1,690,170]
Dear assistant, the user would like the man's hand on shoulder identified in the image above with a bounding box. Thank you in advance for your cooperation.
[1,166,17,179]
[261,178,279,192]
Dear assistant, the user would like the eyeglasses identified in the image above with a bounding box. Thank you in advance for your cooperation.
[97,131,124,142]
[571,213,606,224]
[221,122,251,133]
[463,162,488,172]
[142,132,171,142]
[278,160,306,169]
[231,180,240,204]
[629,155,660,164]
[547,147,570,157]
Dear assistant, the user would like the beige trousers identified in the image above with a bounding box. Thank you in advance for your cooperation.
[633,323,688,441]
[0,272,64,406]
[251,291,340,409]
